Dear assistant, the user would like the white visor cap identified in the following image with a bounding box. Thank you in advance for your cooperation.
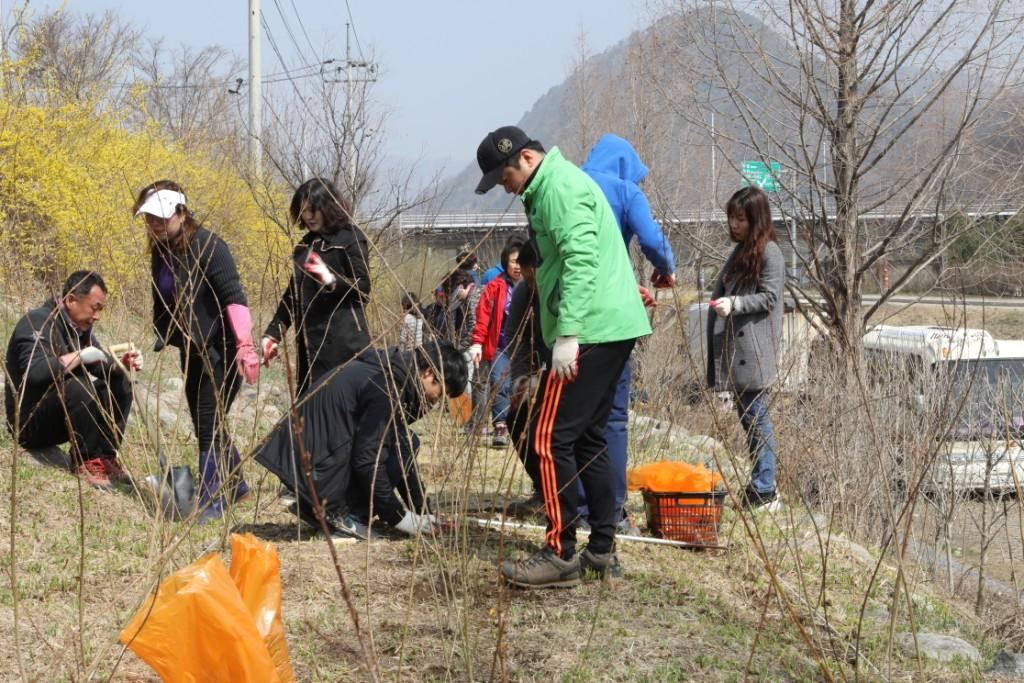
[135,189,187,219]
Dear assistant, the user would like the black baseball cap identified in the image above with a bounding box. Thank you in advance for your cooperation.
[475,125,533,194]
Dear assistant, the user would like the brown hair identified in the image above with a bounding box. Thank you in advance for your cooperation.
[290,178,352,234]
[134,179,201,252]
[725,186,777,288]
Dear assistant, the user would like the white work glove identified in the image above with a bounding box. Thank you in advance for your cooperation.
[551,335,579,382]
[468,343,482,367]
[394,510,438,536]
[120,349,144,371]
[78,346,109,365]
[261,336,279,367]
[711,297,735,317]
[303,251,337,287]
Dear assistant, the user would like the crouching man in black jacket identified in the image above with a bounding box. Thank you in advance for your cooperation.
[255,340,468,540]
[4,270,143,490]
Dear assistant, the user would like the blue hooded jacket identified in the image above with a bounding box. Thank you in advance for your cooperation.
[581,134,675,276]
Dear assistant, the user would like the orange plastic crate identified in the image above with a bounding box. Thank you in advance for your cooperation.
[642,490,726,546]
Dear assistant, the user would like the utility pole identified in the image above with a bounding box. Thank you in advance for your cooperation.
[710,109,716,208]
[345,22,354,198]
[248,0,262,176]
[336,22,377,213]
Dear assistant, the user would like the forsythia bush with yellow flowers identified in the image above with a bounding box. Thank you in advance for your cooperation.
[0,86,286,300]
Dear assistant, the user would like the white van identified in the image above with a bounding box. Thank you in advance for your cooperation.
[863,325,1024,495]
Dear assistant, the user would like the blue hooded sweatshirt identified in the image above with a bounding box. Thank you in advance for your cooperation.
[581,134,675,276]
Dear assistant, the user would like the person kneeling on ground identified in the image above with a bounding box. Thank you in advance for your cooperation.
[4,270,143,490]
[255,340,468,540]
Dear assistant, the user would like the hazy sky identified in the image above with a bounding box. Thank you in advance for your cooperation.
[30,1,657,181]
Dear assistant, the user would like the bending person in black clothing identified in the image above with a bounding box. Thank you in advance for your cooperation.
[262,178,372,395]
[255,340,468,540]
[4,270,142,489]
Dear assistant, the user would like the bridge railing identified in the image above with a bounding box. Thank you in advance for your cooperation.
[396,202,1021,232]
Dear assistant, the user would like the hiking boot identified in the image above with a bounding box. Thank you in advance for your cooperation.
[580,545,623,579]
[77,458,112,490]
[501,547,581,589]
[738,488,780,512]
[491,423,509,448]
[101,456,132,487]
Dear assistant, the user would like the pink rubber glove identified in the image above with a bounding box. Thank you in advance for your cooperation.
[261,336,279,368]
[225,304,260,384]
[303,252,337,287]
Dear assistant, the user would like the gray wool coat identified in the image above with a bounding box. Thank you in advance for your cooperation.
[706,241,784,393]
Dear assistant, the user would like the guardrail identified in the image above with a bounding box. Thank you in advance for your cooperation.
[397,203,1021,232]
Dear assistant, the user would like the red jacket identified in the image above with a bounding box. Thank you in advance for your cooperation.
[471,275,513,361]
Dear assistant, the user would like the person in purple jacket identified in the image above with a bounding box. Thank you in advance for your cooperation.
[580,133,676,535]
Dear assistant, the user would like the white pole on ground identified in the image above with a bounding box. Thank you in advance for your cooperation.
[463,516,726,550]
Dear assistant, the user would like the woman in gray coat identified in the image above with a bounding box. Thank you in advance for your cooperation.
[706,186,784,509]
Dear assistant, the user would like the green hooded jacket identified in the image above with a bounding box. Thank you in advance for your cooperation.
[521,147,652,347]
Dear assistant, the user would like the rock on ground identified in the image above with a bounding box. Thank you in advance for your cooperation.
[987,650,1024,677]
[895,632,981,663]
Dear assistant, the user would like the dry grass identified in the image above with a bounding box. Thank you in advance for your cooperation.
[1,286,1021,680]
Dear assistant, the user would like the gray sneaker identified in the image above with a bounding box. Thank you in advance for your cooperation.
[491,423,510,448]
[501,547,581,589]
[327,513,386,542]
[579,546,623,579]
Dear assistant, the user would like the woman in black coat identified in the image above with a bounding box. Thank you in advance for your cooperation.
[254,341,468,540]
[262,178,372,395]
[135,180,261,524]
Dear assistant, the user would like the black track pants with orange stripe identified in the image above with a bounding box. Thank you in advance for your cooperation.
[532,338,635,558]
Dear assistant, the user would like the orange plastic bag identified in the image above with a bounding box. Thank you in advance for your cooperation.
[627,461,723,493]
[119,553,281,682]
[229,533,296,683]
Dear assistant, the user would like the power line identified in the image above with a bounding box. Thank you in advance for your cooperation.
[259,11,339,143]
[124,64,323,91]
[271,0,313,67]
[290,0,321,63]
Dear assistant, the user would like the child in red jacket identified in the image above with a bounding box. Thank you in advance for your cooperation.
[468,237,523,447]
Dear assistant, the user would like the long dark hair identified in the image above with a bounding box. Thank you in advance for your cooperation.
[290,178,352,234]
[134,179,201,252]
[725,186,776,288]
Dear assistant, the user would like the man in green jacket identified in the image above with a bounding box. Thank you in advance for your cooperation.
[475,125,651,588]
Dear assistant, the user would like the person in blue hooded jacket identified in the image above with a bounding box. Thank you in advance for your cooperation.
[580,133,676,535]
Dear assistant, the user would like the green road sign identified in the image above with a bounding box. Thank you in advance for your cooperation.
[741,160,781,192]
